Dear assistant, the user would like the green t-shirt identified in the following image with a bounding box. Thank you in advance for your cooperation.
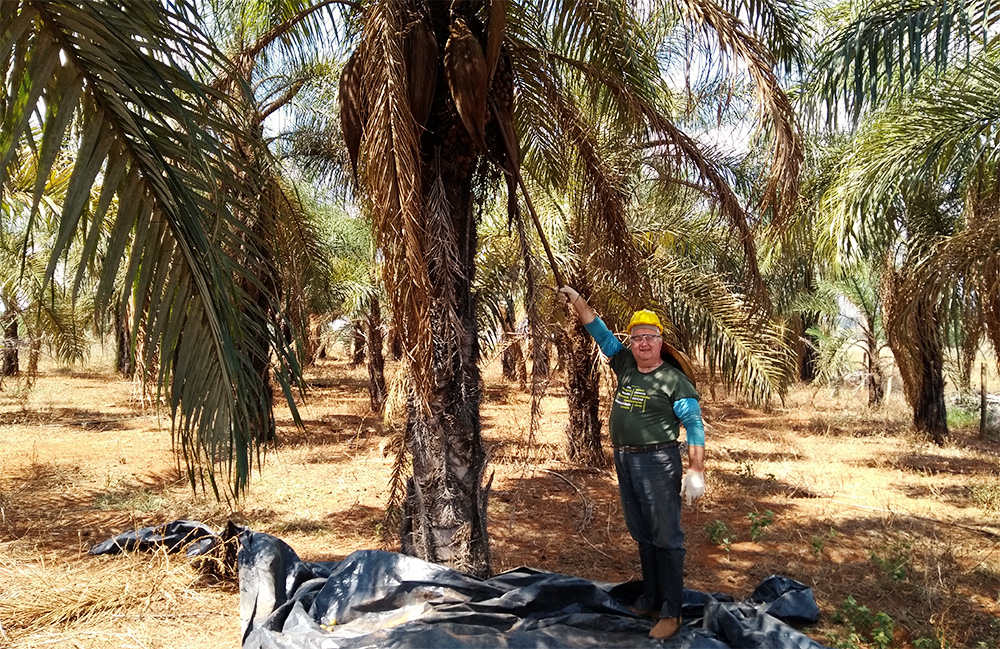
[607,349,700,447]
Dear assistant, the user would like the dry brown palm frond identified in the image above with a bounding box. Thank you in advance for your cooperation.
[382,361,411,429]
[485,0,506,83]
[404,18,438,130]
[339,47,365,181]
[881,263,919,410]
[670,0,802,224]
[899,219,1000,379]
[358,0,433,405]
[381,423,410,545]
[444,15,489,153]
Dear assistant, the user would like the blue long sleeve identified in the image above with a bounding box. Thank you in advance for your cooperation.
[583,317,623,357]
[673,397,704,446]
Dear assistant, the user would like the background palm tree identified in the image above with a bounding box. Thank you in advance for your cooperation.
[323,208,388,412]
[1,145,92,380]
[1,0,304,496]
[791,259,891,407]
[810,0,1000,443]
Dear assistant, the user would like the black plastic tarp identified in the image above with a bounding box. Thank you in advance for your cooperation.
[238,530,830,649]
[88,519,219,556]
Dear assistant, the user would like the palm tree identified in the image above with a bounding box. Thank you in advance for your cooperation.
[1,142,96,380]
[811,0,1000,443]
[324,208,389,411]
[337,0,803,574]
[791,260,890,407]
[1,0,304,496]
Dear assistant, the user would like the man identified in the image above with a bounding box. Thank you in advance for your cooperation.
[559,286,706,640]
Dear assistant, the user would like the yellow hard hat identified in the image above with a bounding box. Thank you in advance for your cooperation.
[627,309,663,334]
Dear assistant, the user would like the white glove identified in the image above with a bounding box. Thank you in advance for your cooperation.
[681,471,705,505]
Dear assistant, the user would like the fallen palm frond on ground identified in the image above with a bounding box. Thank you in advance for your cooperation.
[0,542,200,639]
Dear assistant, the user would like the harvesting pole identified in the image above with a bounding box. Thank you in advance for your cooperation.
[488,98,565,289]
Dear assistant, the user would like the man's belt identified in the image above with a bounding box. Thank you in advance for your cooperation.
[616,440,679,453]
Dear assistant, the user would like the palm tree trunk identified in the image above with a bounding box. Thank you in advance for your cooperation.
[911,298,948,444]
[985,267,1000,380]
[389,327,403,361]
[366,296,386,412]
[865,331,885,408]
[399,28,491,571]
[500,302,526,387]
[534,336,551,379]
[797,314,818,382]
[401,162,490,574]
[2,319,19,377]
[306,313,324,365]
[115,299,135,379]
[887,283,948,444]
[350,324,366,367]
[564,321,605,466]
[866,353,885,407]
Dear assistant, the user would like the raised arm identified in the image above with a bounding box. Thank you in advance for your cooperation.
[558,286,622,357]
[558,286,596,325]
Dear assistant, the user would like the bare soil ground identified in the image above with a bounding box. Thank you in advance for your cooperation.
[1,349,999,649]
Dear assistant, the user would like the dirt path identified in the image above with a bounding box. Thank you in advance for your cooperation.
[1,356,998,648]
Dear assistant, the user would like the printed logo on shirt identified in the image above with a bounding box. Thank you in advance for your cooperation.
[615,385,648,411]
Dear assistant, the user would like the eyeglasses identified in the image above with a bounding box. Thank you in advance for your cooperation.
[629,334,661,344]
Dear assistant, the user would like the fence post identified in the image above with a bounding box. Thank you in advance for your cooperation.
[981,362,988,441]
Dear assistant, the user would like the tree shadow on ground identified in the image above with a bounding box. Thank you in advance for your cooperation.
[712,468,823,499]
[279,503,387,563]
[275,412,382,448]
[305,375,372,392]
[0,462,187,553]
[865,450,999,476]
[0,406,145,428]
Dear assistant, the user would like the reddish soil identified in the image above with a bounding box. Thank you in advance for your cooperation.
[1,351,998,648]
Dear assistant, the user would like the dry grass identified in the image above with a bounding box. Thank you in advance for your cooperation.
[1,348,999,648]
[0,542,210,635]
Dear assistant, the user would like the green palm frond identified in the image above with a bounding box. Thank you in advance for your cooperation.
[820,51,1000,261]
[2,0,300,498]
[1,139,97,366]
[199,0,344,71]
[813,0,1000,122]
[278,64,354,190]
[804,322,854,386]
[473,205,524,362]
[650,256,794,407]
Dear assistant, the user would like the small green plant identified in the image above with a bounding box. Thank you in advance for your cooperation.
[747,510,774,541]
[703,519,733,551]
[812,527,838,556]
[832,596,894,649]
[870,539,911,582]
[946,405,977,429]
